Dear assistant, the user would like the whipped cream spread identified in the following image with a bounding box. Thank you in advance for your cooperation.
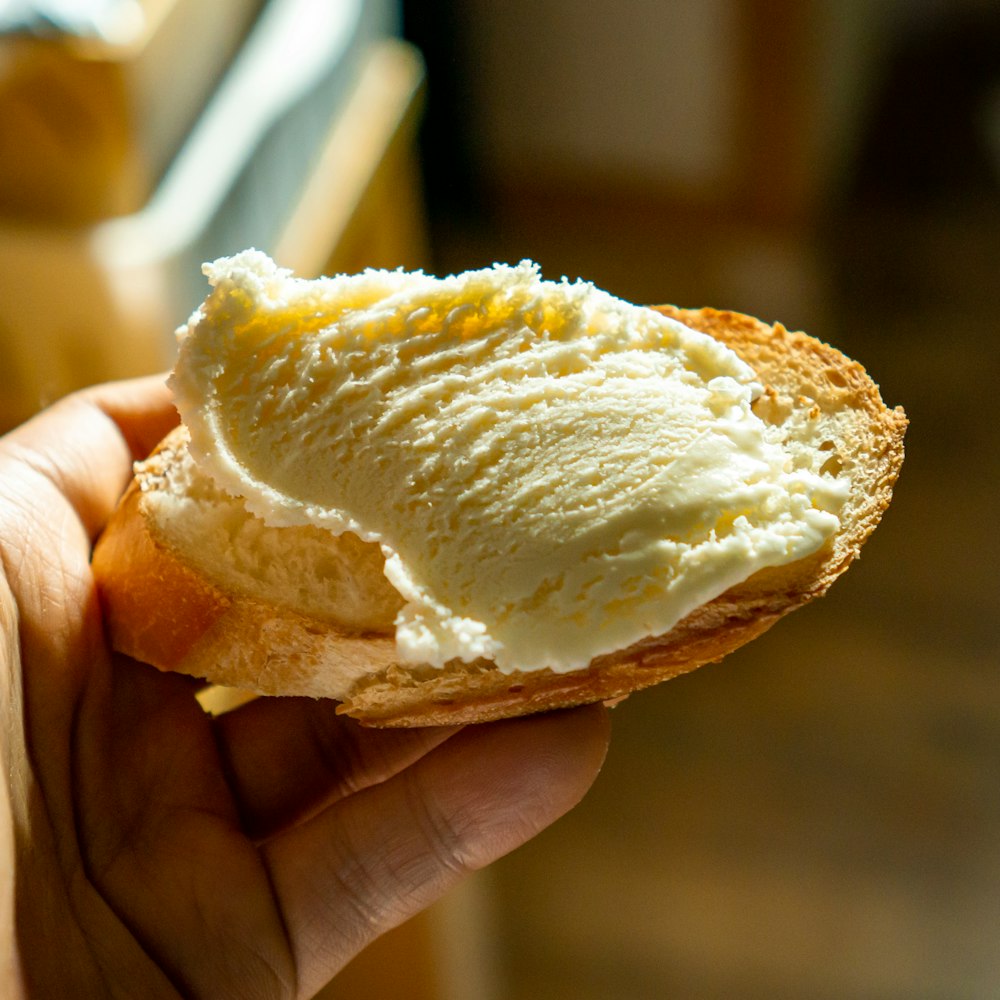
[171,251,844,674]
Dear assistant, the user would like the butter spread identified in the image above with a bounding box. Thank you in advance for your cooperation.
[171,250,844,674]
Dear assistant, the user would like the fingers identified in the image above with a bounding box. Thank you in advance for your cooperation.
[0,375,175,541]
[82,374,178,463]
[211,697,459,839]
[75,652,299,996]
[261,704,610,998]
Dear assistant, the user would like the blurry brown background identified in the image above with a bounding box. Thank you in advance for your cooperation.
[2,0,998,997]
[394,1,1000,996]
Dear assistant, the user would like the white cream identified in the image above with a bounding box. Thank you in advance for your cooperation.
[171,250,844,674]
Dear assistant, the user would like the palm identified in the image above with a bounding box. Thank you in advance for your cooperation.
[0,378,609,999]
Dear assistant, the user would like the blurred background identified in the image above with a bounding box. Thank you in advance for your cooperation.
[1,0,997,997]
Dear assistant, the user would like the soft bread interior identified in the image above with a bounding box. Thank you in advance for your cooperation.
[92,306,905,726]
[139,432,403,633]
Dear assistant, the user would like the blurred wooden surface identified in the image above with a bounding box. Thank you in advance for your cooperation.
[424,175,1000,999]
[314,912,442,1000]
[304,174,1000,997]
[313,872,500,1000]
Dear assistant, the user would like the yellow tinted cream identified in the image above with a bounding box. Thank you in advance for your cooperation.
[171,251,844,674]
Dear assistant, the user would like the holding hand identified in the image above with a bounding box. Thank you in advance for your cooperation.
[0,377,609,998]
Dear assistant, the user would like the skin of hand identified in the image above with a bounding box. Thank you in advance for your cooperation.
[0,376,610,999]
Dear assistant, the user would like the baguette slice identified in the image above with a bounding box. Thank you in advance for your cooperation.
[92,306,906,727]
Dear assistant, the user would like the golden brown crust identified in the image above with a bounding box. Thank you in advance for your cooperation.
[91,307,906,727]
[92,427,400,697]
[92,473,231,671]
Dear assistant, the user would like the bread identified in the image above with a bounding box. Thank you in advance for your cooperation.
[93,293,906,727]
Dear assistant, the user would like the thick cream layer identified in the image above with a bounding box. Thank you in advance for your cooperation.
[171,250,844,674]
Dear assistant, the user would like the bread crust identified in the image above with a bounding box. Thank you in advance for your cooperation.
[92,307,906,726]
[91,432,401,698]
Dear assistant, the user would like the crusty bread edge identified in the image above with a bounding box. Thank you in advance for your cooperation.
[91,446,401,698]
[91,306,906,727]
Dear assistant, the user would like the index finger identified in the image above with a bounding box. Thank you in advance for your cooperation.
[83,374,177,464]
[0,375,177,541]
[262,704,611,998]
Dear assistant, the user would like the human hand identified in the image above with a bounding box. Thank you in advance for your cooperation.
[0,377,610,998]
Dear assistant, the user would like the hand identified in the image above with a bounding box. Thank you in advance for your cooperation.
[0,377,610,999]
